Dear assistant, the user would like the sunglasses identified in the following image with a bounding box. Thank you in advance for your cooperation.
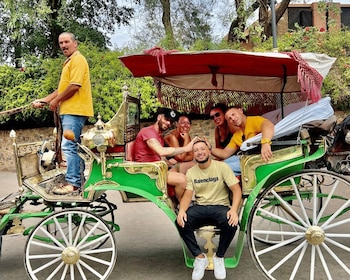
[209,112,221,120]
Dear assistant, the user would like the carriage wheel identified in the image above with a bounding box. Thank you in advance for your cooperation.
[247,170,350,280]
[24,209,117,280]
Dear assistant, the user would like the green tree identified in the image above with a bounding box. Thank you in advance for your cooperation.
[133,0,214,50]
[0,43,159,128]
[0,0,138,66]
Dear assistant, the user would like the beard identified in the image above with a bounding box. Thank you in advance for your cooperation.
[158,119,170,132]
[196,155,209,164]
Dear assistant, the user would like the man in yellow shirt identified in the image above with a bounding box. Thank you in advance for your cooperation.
[210,107,274,174]
[33,32,93,195]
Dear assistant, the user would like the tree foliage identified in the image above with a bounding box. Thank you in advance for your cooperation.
[133,0,214,50]
[0,0,138,66]
[0,43,158,129]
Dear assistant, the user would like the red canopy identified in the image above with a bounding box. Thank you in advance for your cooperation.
[119,48,336,114]
[120,49,300,78]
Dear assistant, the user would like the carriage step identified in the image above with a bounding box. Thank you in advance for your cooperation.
[23,169,91,203]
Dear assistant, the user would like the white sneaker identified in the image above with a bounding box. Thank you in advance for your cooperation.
[213,253,226,279]
[192,254,208,280]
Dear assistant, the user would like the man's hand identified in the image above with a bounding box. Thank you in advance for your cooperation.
[32,100,47,109]
[185,136,201,152]
[48,98,60,111]
[261,143,273,163]
[227,209,239,226]
[176,210,187,228]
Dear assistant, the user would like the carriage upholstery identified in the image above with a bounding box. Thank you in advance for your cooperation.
[241,97,334,151]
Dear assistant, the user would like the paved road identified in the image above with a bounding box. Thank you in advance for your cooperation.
[0,171,261,280]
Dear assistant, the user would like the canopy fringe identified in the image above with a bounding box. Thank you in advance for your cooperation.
[287,51,323,103]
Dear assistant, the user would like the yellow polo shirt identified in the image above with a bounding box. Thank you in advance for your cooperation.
[58,51,93,117]
[227,116,266,150]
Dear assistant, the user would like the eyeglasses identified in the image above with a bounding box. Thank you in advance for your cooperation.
[209,112,221,120]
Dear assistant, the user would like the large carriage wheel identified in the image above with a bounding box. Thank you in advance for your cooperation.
[24,209,117,280]
[247,170,350,280]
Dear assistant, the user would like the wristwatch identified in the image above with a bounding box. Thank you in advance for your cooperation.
[261,138,272,145]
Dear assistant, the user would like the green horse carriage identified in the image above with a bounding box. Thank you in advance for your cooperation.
[1,49,350,280]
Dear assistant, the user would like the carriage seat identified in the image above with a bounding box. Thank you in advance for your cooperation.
[125,140,177,200]
[125,140,136,161]
[241,97,335,151]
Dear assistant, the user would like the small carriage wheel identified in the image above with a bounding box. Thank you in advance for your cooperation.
[247,169,350,280]
[24,209,117,280]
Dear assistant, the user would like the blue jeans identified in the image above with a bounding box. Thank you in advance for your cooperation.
[176,205,237,258]
[224,155,241,175]
[61,114,87,188]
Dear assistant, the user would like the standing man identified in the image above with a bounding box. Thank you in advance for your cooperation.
[32,32,93,195]
[134,108,198,202]
[211,107,274,174]
[176,140,242,280]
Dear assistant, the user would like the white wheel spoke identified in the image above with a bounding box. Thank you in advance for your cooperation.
[290,244,308,280]
[315,179,339,224]
[310,245,316,280]
[325,236,350,252]
[324,217,350,231]
[270,189,310,228]
[32,256,63,274]
[82,247,115,254]
[290,176,312,227]
[78,233,110,250]
[256,235,303,256]
[321,199,350,228]
[28,252,62,259]
[268,240,307,274]
[46,262,67,280]
[321,241,350,274]
[315,245,333,280]
[76,262,88,280]
[39,227,66,249]
[69,264,75,280]
[78,259,104,278]
[28,240,63,252]
[59,264,69,280]
[68,213,73,245]
[76,221,104,249]
[81,253,113,266]
[73,214,88,247]
[53,216,69,246]
[257,206,306,231]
